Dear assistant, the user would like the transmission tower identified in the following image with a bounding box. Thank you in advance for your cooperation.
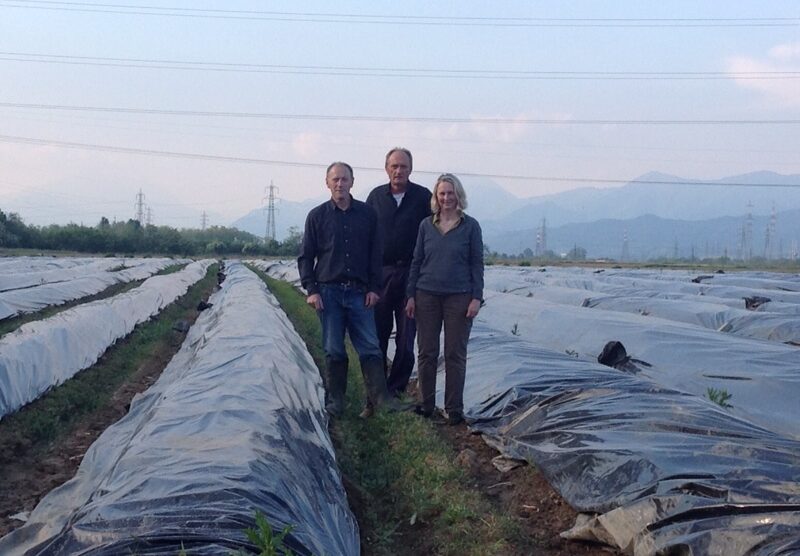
[621,228,630,262]
[145,206,153,227]
[534,218,547,256]
[134,189,146,224]
[263,181,279,242]
[764,204,777,259]
[201,211,209,231]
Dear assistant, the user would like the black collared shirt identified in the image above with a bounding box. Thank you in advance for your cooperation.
[298,197,382,295]
[366,181,432,266]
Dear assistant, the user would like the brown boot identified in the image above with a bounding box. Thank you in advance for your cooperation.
[359,401,374,419]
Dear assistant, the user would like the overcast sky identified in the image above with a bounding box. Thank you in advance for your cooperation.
[1,1,799,228]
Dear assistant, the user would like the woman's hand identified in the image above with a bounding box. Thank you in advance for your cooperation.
[405,297,416,319]
[466,298,481,318]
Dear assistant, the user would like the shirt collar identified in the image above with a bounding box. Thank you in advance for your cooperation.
[432,211,464,225]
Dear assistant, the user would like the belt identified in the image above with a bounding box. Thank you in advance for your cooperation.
[323,279,365,289]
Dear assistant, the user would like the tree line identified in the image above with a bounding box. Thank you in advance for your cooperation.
[0,210,302,257]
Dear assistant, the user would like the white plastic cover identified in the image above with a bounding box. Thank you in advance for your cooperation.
[0,260,213,419]
[249,259,302,288]
[0,258,183,321]
[0,256,108,276]
[0,262,358,556]
[0,257,184,292]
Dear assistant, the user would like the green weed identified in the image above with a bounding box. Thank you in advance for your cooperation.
[241,511,295,556]
[706,387,733,409]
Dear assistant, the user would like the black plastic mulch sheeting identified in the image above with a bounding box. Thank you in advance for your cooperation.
[0,262,359,555]
[461,323,800,555]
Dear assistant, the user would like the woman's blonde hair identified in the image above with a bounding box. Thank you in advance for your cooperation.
[431,173,468,214]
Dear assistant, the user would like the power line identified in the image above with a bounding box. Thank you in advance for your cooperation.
[1,132,798,188]
[2,1,798,27]
[2,103,799,125]
[2,51,798,80]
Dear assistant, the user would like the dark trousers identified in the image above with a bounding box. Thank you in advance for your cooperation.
[415,290,473,415]
[374,265,417,395]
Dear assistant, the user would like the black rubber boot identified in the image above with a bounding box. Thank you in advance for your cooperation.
[360,357,410,413]
[322,357,348,418]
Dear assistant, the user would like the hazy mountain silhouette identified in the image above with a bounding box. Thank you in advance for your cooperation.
[486,209,800,261]
[230,171,800,259]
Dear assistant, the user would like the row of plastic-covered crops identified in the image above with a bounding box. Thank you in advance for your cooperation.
[1,257,799,554]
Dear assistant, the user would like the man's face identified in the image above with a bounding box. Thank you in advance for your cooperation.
[326,164,354,202]
[385,151,411,190]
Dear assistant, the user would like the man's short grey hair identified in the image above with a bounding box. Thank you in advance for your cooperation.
[326,161,354,179]
[431,173,468,214]
[384,147,413,171]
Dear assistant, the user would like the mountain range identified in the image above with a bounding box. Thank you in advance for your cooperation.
[231,171,800,260]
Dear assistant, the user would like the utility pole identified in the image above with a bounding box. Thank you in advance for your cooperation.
[134,189,146,224]
[201,211,209,231]
[263,180,279,242]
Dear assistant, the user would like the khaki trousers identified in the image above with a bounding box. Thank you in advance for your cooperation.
[415,290,473,415]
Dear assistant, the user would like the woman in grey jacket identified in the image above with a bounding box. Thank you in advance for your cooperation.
[405,173,484,425]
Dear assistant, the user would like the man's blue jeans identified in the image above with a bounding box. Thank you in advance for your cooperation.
[318,284,383,363]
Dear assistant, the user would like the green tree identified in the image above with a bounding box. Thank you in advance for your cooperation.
[567,245,587,260]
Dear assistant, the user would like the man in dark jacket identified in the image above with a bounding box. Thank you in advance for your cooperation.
[365,148,432,414]
[298,161,403,418]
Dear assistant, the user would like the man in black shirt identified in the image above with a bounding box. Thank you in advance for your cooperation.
[298,161,403,418]
[366,148,432,409]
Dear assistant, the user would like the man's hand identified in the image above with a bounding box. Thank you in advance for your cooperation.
[405,297,415,319]
[307,293,323,310]
[466,298,481,318]
[365,291,380,308]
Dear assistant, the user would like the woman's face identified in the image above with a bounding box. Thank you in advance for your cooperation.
[436,181,458,211]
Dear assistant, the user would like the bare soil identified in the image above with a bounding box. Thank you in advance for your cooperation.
[440,421,614,555]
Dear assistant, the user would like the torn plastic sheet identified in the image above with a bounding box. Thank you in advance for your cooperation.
[0,261,358,556]
[461,323,800,555]
[477,288,800,440]
[0,258,183,321]
[0,260,213,419]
